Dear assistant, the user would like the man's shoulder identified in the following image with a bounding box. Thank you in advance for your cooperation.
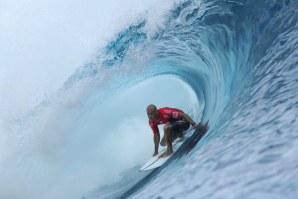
[159,107,173,111]
[159,107,183,113]
[158,107,172,114]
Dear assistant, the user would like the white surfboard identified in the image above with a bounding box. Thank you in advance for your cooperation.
[140,122,209,171]
[139,132,190,171]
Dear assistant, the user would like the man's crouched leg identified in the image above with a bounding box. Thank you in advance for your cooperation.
[160,136,166,146]
[160,123,172,147]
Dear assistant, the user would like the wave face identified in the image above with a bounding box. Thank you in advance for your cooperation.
[1,0,298,199]
[83,0,298,198]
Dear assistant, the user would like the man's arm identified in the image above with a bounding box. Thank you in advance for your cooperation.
[180,112,198,128]
[153,132,160,156]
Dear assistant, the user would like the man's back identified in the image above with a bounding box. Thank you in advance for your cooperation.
[149,107,184,133]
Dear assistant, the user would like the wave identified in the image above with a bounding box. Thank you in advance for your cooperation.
[1,0,298,198]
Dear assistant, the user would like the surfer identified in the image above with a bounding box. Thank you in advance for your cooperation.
[147,104,198,158]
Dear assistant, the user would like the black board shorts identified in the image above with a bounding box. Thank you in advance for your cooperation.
[168,119,190,139]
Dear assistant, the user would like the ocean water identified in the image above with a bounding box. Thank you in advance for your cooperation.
[1,0,297,199]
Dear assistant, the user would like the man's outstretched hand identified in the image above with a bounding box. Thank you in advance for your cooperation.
[192,123,198,129]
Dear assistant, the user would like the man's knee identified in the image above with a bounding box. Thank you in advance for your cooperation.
[163,124,172,132]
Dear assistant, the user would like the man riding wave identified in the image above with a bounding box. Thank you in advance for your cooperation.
[146,104,198,158]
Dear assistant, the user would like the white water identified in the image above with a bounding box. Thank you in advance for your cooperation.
[0,0,176,122]
[0,1,187,198]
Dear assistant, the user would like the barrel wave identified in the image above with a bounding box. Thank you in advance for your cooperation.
[1,0,298,199]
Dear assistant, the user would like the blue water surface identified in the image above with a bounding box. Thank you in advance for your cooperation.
[76,0,298,198]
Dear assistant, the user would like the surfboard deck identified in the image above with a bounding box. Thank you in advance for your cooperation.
[139,122,209,171]
[139,132,189,171]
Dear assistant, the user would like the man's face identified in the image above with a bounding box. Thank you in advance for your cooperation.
[147,109,158,122]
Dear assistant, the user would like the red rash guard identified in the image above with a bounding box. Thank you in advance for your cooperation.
[149,107,184,134]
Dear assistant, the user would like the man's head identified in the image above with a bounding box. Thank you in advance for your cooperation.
[147,104,159,122]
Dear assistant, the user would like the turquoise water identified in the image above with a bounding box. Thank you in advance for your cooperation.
[86,0,298,198]
[1,0,297,198]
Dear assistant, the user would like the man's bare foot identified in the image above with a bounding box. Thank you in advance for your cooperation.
[159,150,173,158]
[178,131,185,138]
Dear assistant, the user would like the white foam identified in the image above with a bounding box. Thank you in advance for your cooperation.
[0,0,177,123]
[1,1,184,198]
[0,68,199,199]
